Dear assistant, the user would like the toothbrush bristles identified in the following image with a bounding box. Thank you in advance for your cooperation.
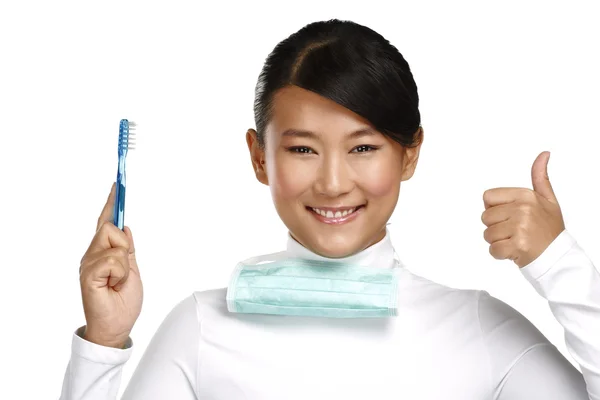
[120,120,136,150]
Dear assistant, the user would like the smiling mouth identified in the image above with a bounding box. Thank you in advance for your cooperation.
[306,205,365,225]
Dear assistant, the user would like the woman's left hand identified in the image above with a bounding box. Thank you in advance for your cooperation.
[481,151,566,268]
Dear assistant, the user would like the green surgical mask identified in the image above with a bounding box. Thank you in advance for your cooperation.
[226,254,402,318]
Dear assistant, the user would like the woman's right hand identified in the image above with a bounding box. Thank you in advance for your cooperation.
[78,183,143,349]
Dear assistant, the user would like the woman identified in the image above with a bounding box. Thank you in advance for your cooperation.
[60,19,600,399]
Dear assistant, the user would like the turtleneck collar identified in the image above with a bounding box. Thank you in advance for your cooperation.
[285,228,399,269]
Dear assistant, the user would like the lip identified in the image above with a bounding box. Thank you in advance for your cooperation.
[308,205,362,212]
[307,205,365,225]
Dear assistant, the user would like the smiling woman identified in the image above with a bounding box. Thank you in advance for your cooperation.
[60,18,600,400]
[247,84,422,257]
[246,19,423,257]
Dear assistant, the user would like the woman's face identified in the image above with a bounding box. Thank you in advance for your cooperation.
[247,85,422,258]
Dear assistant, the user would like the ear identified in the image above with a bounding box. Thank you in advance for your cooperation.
[400,126,424,182]
[246,129,269,185]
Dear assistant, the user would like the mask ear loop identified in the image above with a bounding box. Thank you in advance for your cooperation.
[392,251,405,269]
[238,251,287,266]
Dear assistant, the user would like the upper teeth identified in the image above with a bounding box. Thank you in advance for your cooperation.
[312,207,356,218]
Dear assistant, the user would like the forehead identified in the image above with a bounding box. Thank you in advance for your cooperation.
[267,86,373,140]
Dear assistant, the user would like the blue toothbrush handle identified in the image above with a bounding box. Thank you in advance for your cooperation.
[113,155,126,230]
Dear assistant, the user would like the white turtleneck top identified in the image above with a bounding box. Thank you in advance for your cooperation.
[60,229,600,399]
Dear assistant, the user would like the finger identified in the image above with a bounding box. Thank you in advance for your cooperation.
[96,183,117,231]
[483,188,529,209]
[81,247,130,274]
[483,219,513,244]
[122,226,141,277]
[84,221,130,259]
[80,254,129,290]
[489,238,517,261]
[481,203,514,227]
[123,226,135,255]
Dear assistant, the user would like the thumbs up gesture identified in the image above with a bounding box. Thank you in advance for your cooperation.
[481,151,566,268]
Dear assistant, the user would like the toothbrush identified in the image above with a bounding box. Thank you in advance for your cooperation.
[113,119,136,230]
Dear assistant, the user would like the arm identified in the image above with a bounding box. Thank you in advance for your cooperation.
[60,294,200,400]
[478,290,589,399]
[517,229,600,399]
[496,343,588,399]
[480,230,600,399]
[59,327,133,400]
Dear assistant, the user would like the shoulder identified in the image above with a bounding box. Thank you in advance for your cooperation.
[149,289,228,348]
[400,271,550,347]
[190,287,229,321]
[475,289,553,380]
[192,287,228,307]
[398,268,481,313]
[153,293,203,336]
[152,289,226,335]
[476,290,546,344]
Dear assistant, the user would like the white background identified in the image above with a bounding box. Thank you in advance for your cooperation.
[0,1,599,398]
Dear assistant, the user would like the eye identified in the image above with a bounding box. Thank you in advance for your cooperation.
[351,145,379,153]
[287,146,315,154]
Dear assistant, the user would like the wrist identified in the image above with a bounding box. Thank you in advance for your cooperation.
[83,326,130,349]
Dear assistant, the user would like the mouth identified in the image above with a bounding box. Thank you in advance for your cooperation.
[306,205,365,225]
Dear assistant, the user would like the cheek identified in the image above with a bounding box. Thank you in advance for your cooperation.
[270,154,314,201]
[355,157,402,198]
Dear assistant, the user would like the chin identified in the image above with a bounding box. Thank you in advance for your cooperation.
[284,206,389,258]
[308,234,366,259]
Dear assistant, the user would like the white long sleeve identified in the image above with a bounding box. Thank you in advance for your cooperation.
[59,327,133,399]
[60,294,200,400]
[479,289,590,399]
[494,229,600,399]
[58,229,600,399]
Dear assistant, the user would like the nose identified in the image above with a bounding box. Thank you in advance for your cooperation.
[313,152,355,198]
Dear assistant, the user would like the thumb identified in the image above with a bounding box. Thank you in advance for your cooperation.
[531,151,557,202]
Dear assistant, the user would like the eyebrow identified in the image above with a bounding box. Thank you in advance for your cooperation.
[280,128,377,140]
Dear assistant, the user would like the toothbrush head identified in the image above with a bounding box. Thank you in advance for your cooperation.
[118,119,136,156]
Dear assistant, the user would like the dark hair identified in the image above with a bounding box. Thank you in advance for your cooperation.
[253,19,422,149]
